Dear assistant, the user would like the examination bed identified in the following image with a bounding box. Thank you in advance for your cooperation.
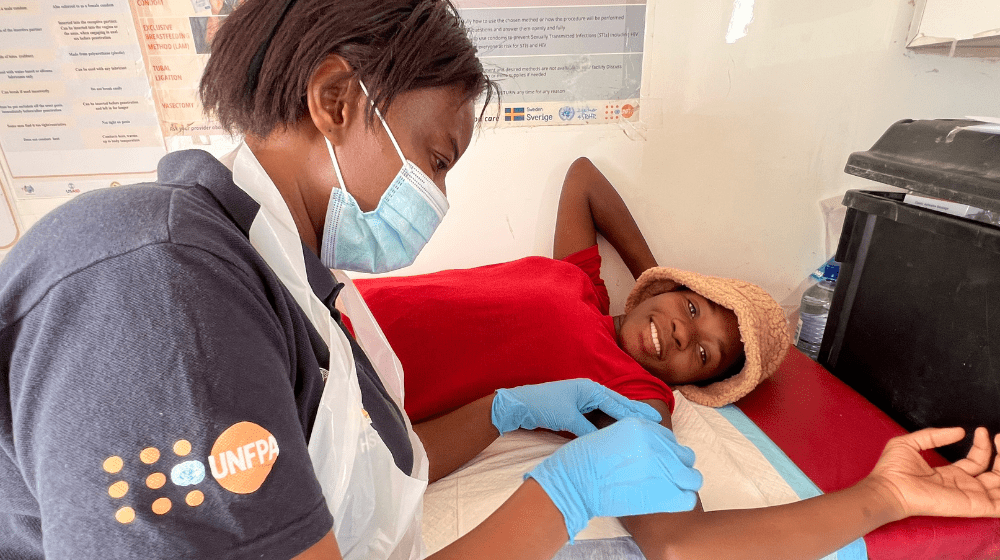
[421,347,1000,559]
[736,348,1000,560]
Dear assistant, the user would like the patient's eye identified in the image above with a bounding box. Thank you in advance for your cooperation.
[687,300,696,318]
[699,345,707,365]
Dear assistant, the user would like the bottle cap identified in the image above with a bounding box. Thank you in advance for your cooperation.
[821,260,840,281]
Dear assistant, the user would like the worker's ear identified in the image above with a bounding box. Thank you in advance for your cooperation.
[306,54,360,145]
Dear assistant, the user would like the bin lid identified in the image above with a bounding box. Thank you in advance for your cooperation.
[844,119,1000,214]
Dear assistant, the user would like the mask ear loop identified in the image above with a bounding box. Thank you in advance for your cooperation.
[358,81,406,166]
[325,137,348,191]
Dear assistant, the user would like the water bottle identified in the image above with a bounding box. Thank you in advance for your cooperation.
[795,260,840,360]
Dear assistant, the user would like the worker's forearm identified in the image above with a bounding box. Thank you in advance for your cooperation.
[624,477,902,560]
[428,479,569,560]
[412,394,499,482]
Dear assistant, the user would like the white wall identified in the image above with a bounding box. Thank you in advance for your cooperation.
[4,1,999,311]
[392,0,1000,315]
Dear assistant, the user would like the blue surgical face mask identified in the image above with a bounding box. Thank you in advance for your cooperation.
[320,83,449,273]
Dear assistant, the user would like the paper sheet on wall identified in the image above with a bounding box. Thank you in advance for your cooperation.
[0,177,18,250]
[127,0,241,138]
[0,0,166,177]
[126,0,647,133]
[453,0,646,126]
[2,0,647,154]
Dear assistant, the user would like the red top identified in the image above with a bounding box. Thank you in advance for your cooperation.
[355,245,675,422]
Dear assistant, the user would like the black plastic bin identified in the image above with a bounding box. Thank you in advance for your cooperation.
[819,119,1000,462]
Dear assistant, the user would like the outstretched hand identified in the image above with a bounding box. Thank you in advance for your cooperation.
[867,427,1000,520]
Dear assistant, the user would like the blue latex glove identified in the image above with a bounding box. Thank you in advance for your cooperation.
[491,379,661,437]
[527,417,702,541]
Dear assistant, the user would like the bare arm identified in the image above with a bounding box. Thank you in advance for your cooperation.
[589,398,672,431]
[295,480,568,560]
[294,392,573,559]
[554,157,657,279]
[412,394,500,483]
[626,481,899,560]
[411,370,895,558]
[427,479,569,560]
[295,415,1000,560]
[615,399,894,560]
[622,479,898,560]
[414,378,661,483]
[619,419,1000,560]
[292,421,906,560]
[592,399,993,560]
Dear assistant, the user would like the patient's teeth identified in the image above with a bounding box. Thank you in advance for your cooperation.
[650,321,661,356]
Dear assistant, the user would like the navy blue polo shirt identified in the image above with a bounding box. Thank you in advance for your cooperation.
[0,150,412,559]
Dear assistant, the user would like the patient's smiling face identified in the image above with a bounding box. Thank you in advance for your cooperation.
[617,290,743,386]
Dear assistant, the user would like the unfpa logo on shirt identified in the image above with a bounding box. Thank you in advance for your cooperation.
[102,421,280,525]
[209,421,280,494]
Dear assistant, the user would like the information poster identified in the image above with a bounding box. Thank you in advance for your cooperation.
[128,0,241,138]
[454,0,646,126]
[0,178,17,250]
[0,0,165,176]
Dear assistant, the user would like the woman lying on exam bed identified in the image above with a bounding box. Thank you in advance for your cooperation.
[352,157,1000,560]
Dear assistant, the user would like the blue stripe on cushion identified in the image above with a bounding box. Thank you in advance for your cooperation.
[715,404,868,560]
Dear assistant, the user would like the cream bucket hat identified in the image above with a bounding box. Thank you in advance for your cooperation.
[625,267,792,407]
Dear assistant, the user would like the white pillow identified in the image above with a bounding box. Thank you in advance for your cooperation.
[422,391,805,555]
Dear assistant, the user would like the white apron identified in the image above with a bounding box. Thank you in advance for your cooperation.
[230,143,429,560]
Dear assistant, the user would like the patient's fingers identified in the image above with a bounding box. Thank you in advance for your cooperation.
[952,428,992,476]
[897,427,966,452]
[980,470,1000,491]
[980,435,1000,489]
[995,435,1000,473]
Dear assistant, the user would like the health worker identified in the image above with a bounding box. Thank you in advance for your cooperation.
[0,1,703,559]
